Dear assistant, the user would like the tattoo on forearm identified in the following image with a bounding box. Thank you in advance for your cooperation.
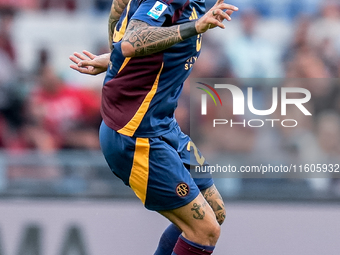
[123,20,181,56]
[202,186,216,199]
[191,203,206,220]
[123,20,198,57]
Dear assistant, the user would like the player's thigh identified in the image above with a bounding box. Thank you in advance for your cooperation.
[174,128,215,192]
[201,184,226,225]
[100,121,202,211]
[158,192,220,246]
[173,130,225,224]
[145,136,202,211]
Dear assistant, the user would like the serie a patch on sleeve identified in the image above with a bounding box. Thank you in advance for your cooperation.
[147,1,168,19]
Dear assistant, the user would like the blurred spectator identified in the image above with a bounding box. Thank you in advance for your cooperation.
[284,17,332,78]
[40,0,76,12]
[94,0,112,13]
[308,0,340,50]
[302,111,340,192]
[305,0,340,77]
[24,62,101,152]
[315,111,340,161]
[191,36,233,78]
[0,7,16,61]
[0,80,26,150]
[223,9,284,78]
[175,80,190,135]
[0,7,16,84]
[0,1,38,10]
[0,7,25,150]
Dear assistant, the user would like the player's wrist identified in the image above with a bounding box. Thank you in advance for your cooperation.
[179,21,198,41]
[100,53,111,62]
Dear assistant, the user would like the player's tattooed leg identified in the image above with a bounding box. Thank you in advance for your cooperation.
[201,185,226,225]
[191,200,208,220]
[158,193,220,247]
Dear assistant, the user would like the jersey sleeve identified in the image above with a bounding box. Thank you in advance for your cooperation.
[131,0,188,27]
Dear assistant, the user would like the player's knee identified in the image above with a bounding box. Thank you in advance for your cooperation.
[205,221,221,244]
[193,220,220,245]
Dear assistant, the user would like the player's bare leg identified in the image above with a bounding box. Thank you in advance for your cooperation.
[154,184,226,255]
[201,184,226,225]
[159,193,221,254]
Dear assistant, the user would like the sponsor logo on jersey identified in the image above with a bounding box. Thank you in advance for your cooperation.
[189,7,198,20]
[147,1,168,19]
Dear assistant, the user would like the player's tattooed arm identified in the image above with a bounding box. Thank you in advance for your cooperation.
[108,0,130,50]
[120,2,238,57]
[201,185,226,225]
[121,19,197,57]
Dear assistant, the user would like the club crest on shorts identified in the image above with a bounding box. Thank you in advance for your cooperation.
[176,183,189,197]
[147,1,168,19]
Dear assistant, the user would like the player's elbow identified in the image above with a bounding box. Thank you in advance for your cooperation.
[121,41,135,57]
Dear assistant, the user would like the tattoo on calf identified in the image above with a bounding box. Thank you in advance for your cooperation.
[202,186,226,224]
[202,186,216,199]
[217,211,226,224]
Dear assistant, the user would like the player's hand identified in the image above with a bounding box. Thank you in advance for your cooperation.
[195,0,238,34]
[69,50,110,75]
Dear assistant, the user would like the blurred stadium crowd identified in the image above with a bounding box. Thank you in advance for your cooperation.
[0,0,340,198]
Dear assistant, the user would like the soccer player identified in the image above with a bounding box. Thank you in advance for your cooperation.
[70,0,238,254]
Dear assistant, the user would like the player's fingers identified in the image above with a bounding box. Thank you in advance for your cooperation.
[78,59,95,67]
[83,50,96,60]
[70,64,84,72]
[221,11,231,21]
[226,10,234,16]
[217,3,238,12]
[209,18,225,29]
[69,55,81,65]
[210,4,237,21]
[214,0,224,6]
[73,52,90,61]
[212,9,231,21]
[214,2,238,12]
[70,64,93,75]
